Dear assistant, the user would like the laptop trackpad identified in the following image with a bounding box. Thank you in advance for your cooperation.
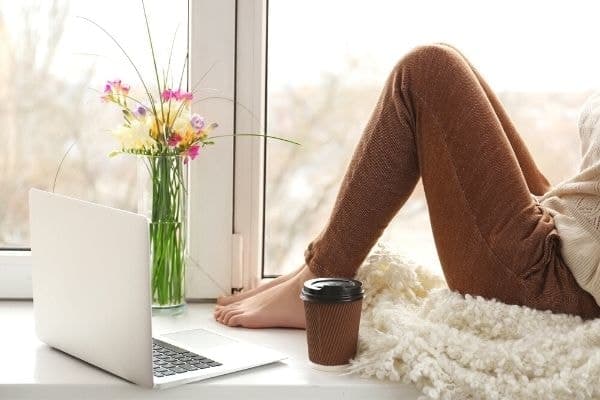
[162,329,238,352]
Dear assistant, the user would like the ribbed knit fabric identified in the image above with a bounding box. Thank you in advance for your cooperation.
[304,43,600,319]
[535,92,600,307]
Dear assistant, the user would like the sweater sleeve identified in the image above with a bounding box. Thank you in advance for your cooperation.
[553,213,600,307]
[578,92,600,171]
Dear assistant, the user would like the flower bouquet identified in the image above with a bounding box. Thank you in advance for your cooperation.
[102,78,211,310]
[92,2,298,311]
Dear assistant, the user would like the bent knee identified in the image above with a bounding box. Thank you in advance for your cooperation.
[392,42,468,76]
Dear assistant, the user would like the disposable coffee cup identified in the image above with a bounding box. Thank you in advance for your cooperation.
[300,278,364,370]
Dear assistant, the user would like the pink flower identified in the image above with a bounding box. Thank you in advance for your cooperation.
[161,89,175,101]
[109,80,130,94]
[175,90,193,102]
[161,88,193,102]
[101,79,130,101]
[184,145,200,163]
[168,133,182,147]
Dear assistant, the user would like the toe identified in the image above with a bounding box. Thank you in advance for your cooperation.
[228,314,241,326]
[213,306,223,320]
[216,307,228,322]
[214,305,224,319]
[228,313,247,327]
[234,312,262,329]
[216,304,240,322]
[221,306,243,324]
[214,305,229,321]
[224,309,244,326]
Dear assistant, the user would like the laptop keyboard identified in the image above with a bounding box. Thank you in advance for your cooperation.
[152,338,222,378]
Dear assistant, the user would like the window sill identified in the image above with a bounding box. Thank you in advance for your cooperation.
[0,301,420,399]
[0,252,32,298]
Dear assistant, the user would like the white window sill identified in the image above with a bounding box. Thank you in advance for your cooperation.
[0,301,420,399]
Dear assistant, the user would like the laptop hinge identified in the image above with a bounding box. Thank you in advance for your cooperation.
[231,233,244,294]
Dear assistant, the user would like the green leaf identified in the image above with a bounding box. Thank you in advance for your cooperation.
[141,0,165,120]
[108,150,123,157]
[77,15,159,122]
[206,133,301,146]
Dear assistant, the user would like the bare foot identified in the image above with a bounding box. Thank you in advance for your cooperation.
[213,265,316,329]
[216,263,305,306]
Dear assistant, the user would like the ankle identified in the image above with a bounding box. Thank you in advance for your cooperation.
[295,265,316,288]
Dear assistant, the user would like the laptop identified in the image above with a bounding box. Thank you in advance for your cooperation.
[28,188,287,389]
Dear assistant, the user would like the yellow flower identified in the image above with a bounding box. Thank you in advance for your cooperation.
[148,115,162,140]
[113,119,156,151]
[172,116,196,146]
[162,102,185,126]
[149,103,190,139]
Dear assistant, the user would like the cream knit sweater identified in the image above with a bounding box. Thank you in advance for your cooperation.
[534,91,600,307]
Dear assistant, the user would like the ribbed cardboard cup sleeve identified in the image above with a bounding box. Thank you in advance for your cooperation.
[303,299,362,366]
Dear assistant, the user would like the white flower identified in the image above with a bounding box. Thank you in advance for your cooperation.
[113,119,156,151]
[172,115,191,135]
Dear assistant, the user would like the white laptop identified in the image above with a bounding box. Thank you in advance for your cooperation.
[28,188,287,389]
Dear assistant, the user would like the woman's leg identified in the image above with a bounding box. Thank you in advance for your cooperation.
[304,43,551,285]
[433,42,551,196]
[302,43,584,314]
[215,43,596,328]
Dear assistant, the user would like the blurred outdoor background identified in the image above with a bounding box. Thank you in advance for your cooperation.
[1,0,600,280]
[0,0,187,248]
[263,0,600,276]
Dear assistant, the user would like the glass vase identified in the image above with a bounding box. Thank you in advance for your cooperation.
[137,155,189,313]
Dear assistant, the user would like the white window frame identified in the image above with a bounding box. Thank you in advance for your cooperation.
[186,0,237,299]
[0,0,240,300]
[234,0,269,290]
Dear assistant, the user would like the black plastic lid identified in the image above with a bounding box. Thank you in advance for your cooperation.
[300,278,364,303]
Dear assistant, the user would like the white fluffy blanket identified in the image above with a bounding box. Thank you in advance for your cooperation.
[347,243,600,400]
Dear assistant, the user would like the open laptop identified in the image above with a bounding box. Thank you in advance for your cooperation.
[28,188,287,389]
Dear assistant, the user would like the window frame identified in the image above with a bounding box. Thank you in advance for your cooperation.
[0,0,238,300]
[233,0,270,289]
[186,0,237,299]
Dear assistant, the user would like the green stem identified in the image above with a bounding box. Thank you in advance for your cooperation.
[206,133,301,146]
[141,0,166,124]
[146,155,187,307]
[78,16,159,122]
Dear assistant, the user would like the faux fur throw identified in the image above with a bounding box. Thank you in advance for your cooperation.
[346,243,600,400]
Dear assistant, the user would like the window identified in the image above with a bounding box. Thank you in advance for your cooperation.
[263,0,600,278]
[0,0,187,249]
[0,0,238,299]
[6,0,600,296]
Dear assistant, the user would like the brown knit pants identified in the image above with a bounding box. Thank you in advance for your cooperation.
[304,43,600,320]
